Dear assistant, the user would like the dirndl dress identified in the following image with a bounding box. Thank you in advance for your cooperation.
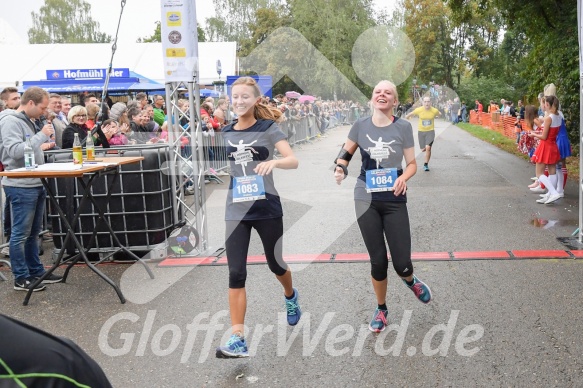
[531,126,560,165]
[555,118,572,159]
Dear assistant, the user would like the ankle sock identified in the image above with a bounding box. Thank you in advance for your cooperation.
[285,290,295,300]
[378,303,387,311]
[405,278,415,286]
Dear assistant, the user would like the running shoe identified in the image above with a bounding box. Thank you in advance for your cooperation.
[14,278,46,292]
[285,288,302,326]
[530,186,546,194]
[369,308,388,333]
[404,275,432,304]
[33,273,63,284]
[423,165,429,172]
[216,334,249,358]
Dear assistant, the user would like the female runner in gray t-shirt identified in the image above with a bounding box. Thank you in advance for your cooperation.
[334,80,433,333]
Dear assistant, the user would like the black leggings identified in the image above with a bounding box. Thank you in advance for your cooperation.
[225,218,288,288]
[355,200,413,280]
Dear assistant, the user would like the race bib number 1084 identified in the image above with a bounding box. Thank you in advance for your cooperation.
[366,168,397,193]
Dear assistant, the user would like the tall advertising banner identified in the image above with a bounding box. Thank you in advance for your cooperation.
[160,0,199,82]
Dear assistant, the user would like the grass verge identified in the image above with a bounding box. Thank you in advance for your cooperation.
[457,122,580,182]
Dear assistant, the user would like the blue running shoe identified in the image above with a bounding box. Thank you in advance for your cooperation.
[216,333,249,358]
[285,288,302,326]
[404,275,432,304]
[369,308,388,333]
[423,165,430,171]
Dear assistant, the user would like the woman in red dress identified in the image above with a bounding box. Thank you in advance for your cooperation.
[528,95,562,204]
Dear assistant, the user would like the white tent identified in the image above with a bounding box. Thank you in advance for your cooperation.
[0,41,237,88]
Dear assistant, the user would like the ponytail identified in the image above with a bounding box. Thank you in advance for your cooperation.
[253,103,278,121]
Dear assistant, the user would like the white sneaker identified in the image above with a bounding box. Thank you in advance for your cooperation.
[536,194,549,203]
[557,192,565,198]
[1,246,9,257]
[530,177,538,181]
[530,186,547,194]
[545,193,562,204]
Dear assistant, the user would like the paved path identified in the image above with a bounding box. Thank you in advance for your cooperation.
[1,120,583,387]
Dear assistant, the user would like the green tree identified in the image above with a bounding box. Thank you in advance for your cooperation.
[28,0,110,43]
[401,0,455,87]
[448,0,579,141]
[287,0,378,99]
[238,8,291,56]
[207,0,287,42]
[137,21,206,43]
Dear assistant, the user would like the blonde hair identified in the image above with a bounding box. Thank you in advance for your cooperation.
[543,83,556,97]
[85,102,99,120]
[232,76,279,121]
[68,105,87,123]
[374,80,399,101]
[370,80,399,116]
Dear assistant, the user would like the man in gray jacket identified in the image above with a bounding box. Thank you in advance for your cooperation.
[0,87,62,292]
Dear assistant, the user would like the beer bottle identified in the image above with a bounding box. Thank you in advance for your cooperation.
[72,133,83,165]
[86,133,95,161]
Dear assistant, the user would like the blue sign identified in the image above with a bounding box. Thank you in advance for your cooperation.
[46,68,130,80]
[366,168,397,193]
[233,175,266,203]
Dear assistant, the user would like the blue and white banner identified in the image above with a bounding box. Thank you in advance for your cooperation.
[46,68,130,80]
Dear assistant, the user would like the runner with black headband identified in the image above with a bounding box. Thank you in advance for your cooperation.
[334,80,433,333]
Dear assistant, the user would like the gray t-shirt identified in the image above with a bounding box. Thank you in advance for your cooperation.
[222,119,287,221]
[348,116,414,202]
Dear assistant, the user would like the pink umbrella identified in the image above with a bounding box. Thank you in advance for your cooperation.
[299,95,316,103]
[285,91,301,99]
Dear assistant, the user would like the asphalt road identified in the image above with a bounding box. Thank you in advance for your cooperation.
[1,119,582,387]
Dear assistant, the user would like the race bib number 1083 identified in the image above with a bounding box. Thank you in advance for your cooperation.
[233,175,266,202]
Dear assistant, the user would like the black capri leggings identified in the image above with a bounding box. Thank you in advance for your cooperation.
[355,200,414,280]
[225,218,288,288]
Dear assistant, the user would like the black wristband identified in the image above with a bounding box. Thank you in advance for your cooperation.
[335,164,348,178]
[334,145,353,164]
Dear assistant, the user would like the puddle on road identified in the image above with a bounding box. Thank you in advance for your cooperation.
[531,217,578,229]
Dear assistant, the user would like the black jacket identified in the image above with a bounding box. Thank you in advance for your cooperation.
[62,123,109,149]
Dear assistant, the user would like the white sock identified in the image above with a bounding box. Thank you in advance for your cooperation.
[549,174,558,190]
[556,165,564,194]
[539,175,557,195]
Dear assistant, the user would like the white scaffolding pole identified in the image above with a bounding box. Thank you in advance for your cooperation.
[160,0,209,252]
